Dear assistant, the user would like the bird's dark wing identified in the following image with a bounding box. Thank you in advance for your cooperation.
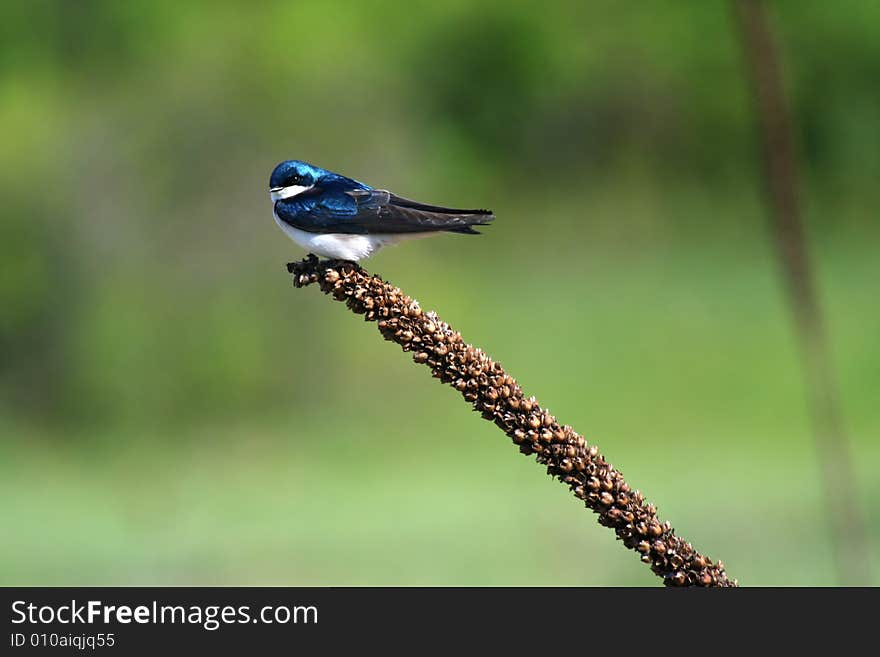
[275,187,494,235]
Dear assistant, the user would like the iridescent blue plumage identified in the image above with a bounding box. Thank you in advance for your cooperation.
[269,160,368,193]
[268,160,494,260]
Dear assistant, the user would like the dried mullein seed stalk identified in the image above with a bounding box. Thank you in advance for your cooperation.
[287,255,737,587]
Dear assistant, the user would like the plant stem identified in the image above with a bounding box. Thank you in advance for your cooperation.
[733,0,872,585]
[287,255,737,587]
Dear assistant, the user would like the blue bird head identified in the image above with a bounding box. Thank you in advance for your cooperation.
[269,160,329,191]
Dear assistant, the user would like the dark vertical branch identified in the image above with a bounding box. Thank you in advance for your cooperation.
[733,0,872,584]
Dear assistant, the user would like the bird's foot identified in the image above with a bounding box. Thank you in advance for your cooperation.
[286,253,320,274]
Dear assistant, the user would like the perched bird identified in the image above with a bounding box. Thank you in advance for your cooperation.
[269,160,494,261]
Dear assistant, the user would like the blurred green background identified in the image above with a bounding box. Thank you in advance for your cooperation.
[1,0,878,586]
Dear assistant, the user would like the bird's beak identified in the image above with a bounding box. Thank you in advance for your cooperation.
[269,187,283,193]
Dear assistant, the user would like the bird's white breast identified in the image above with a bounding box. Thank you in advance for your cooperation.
[273,208,416,260]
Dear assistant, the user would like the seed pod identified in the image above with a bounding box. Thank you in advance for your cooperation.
[669,571,687,586]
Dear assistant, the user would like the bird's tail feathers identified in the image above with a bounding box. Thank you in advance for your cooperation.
[445,213,494,234]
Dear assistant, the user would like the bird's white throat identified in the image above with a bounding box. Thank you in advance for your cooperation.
[270,184,313,202]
